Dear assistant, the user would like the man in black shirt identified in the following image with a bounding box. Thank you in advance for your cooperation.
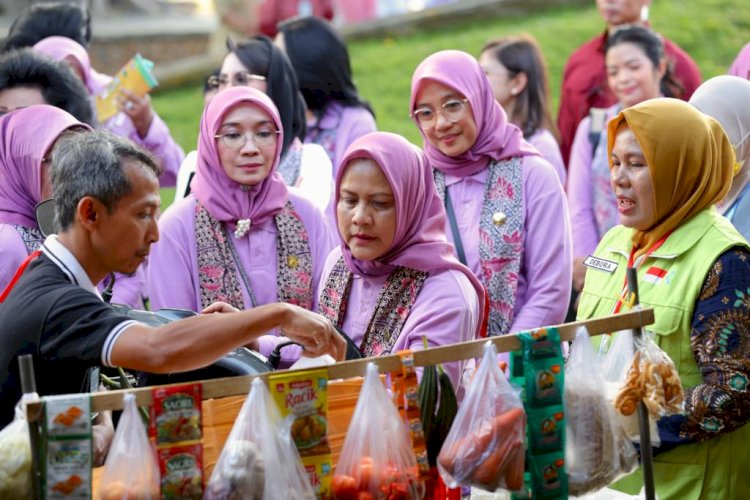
[0,130,345,430]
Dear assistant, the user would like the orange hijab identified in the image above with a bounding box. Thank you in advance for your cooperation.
[607,98,736,259]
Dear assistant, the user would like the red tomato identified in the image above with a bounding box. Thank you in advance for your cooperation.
[357,492,374,500]
[331,474,358,500]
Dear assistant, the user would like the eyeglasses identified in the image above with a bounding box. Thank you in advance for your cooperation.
[215,129,280,150]
[411,98,469,129]
[206,72,267,91]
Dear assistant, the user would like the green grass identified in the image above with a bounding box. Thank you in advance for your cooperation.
[152,0,750,192]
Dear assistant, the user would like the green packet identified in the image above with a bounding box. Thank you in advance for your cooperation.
[42,394,92,499]
[527,405,565,455]
[525,357,564,408]
[519,327,563,362]
[529,450,568,499]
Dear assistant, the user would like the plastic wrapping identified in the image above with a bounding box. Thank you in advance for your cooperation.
[0,394,37,497]
[99,393,160,500]
[204,377,315,500]
[565,327,638,496]
[438,342,525,492]
[332,362,422,499]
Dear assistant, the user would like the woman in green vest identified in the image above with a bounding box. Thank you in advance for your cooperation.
[577,98,750,499]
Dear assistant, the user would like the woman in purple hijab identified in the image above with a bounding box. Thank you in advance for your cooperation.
[0,105,89,290]
[409,50,571,351]
[148,87,333,362]
[729,42,750,80]
[318,131,484,389]
[33,36,185,187]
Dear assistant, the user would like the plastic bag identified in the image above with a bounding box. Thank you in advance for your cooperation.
[565,327,638,496]
[100,393,160,500]
[204,377,315,500]
[598,330,659,445]
[0,393,38,497]
[332,362,422,499]
[614,333,685,419]
[437,341,525,492]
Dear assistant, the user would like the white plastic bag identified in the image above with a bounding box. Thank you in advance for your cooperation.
[99,393,160,500]
[204,377,315,500]
[565,327,638,496]
[598,330,659,445]
[331,362,422,499]
[438,341,525,492]
[0,393,38,497]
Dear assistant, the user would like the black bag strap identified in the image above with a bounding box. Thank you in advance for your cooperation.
[444,189,468,266]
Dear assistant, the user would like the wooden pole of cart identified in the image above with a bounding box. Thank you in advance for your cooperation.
[23,308,656,498]
[626,268,656,500]
[18,354,42,500]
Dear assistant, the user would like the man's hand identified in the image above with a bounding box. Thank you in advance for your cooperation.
[92,410,114,467]
[201,301,240,314]
[117,89,154,139]
[279,304,346,361]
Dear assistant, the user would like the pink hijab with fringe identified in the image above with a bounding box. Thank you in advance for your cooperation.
[336,131,486,330]
[409,50,538,177]
[191,86,288,228]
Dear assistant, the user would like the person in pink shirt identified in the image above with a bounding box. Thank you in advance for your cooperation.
[147,87,333,363]
[275,16,377,175]
[318,131,484,388]
[409,50,572,350]
[567,26,682,294]
[729,42,750,79]
[479,35,566,186]
[32,36,184,187]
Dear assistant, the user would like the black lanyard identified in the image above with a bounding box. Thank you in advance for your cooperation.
[444,189,468,266]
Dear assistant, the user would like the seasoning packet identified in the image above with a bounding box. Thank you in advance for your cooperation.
[269,367,332,498]
[527,405,565,454]
[42,394,92,499]
[158,444,204,500]
[150,384,202,445]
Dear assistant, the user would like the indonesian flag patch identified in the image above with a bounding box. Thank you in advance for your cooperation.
[643,266,668,284]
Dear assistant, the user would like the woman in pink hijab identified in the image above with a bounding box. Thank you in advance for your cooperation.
[148,87,333,363]
[409,50,572,348]
[33,36,184,187]
[729,42,750,80]
[318,131,484,388]
[0,105,89,290]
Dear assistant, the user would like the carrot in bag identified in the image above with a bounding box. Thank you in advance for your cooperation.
[437,341,526,492]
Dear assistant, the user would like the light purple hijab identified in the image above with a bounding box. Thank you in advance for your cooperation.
[409,50,538,178]
[336,131,486,326]
[191,86,288,227]
[0,105,89,226]
[33,36,111,95]
[729,42,750,80]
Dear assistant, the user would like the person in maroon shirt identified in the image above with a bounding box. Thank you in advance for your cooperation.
[557,0,701,165]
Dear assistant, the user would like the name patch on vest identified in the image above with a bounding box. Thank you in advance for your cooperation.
[584,255,618,273]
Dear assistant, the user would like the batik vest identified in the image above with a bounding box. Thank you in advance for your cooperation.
[195,200,313,311]
[434,157,523,336]
[318,257,427,356]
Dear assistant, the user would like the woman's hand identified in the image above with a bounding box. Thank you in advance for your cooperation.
[201,301,240,314]
[117,89,154,139]
[279,304,346,361]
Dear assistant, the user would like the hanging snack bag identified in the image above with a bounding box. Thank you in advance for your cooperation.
[332,362,423,500]
[438,341,526,492]
[99,393,160,500]
[150,384,202,445]
[204,377,315,500]
[565,327,638,496]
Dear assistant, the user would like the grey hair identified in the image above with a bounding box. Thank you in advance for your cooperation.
[50,130,161,230]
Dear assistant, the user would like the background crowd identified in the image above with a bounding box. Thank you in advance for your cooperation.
[0,0,749,497]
